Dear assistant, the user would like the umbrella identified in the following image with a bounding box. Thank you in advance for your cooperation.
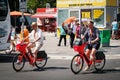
[10,11,31,16]
[64,16,76,24]
[10,11,31,27]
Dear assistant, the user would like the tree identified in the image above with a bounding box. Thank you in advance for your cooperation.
[27,0,56,13]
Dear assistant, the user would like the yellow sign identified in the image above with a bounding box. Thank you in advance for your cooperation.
[57,0,106,8]
[82,12,90,18]
[93,9,104,19]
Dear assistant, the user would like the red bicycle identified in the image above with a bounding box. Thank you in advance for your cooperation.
[12,42,47,72]
[71,42,106,74]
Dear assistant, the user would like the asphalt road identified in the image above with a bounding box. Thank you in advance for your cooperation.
[0,56,120,80]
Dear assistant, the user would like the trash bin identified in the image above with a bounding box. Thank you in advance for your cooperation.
[100,29,111,47]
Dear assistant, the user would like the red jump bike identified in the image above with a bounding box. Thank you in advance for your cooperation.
[12,42,47,72]
[71,41,106,74]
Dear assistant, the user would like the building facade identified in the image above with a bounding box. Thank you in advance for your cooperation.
[57,0,119,29]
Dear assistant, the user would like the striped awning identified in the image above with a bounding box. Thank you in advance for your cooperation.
[31,12,56,18]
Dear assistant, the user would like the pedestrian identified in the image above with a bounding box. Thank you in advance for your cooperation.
[80,22,88,42]
[69,19,77,48]
[81,20,101,71]
[20,25,29,43]
[111,19,118,40]
[57,22,67,46]
[75,22,81,38]
[9,27,16,52]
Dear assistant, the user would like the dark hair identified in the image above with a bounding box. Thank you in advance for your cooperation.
[89,20,94,24]
[114,19,117,21]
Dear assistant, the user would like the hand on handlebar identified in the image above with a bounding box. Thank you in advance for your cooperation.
[31,41,35,44]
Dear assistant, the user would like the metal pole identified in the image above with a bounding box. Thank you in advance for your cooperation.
[21,11,24,40]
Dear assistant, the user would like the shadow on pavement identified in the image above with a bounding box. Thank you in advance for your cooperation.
[22,66,69,72]
[81,68,120,74]
[109,46,120,48]
[0,53,17,63]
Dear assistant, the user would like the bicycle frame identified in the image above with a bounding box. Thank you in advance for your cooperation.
[73,43,92,67]
[13,42,47,72]
[79,52,92,67]
[74,43,103,67]
[71,42,106,74]
[16,42,34,65]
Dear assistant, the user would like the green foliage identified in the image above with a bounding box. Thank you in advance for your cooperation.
[27,0,56,13]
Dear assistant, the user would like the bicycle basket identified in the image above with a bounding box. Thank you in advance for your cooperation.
[16,43,28,53]
[73,39,82,46]
[73,43,86,53]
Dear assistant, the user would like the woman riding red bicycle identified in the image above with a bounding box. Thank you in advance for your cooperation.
[81,20,101,71]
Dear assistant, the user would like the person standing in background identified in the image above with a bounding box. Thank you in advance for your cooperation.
[75,22,81,38]
[111,19,118,40]
[57,22,67,46]
[69,19,77,48]
[20,26,29,43]
[10,27,16,52]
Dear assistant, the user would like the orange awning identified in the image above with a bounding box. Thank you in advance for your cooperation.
[31,12,56,18]
[10,11,31,16]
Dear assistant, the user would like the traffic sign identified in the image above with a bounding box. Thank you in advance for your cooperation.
[19,0,27,12]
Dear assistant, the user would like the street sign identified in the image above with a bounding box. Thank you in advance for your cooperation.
[19,0,27,12]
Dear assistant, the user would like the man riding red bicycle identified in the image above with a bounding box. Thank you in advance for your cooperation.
[22,22,44,65]
[81,20,101,71]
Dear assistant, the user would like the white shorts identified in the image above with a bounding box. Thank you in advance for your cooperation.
[27,42,43,53]
[34,43,43,51]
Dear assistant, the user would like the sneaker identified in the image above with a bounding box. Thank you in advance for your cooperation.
[16,60,21,65]
[57,44,60,46]
[83,66,90,71]
[90,64,94,70]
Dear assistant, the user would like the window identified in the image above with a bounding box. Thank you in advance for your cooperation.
[0,0,8,21]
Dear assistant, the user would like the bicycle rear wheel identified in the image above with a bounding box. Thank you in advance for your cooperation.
[94,52,106,71]
[12,54,25,72]
[71,54,84,74]
[35,57,47,70]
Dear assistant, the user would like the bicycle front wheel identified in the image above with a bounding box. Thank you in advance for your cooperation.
[71,54,84,74]
[35,57,47,70]
[12,54,25,72]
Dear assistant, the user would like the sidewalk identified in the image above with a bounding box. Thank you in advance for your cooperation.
[42,32,120,60]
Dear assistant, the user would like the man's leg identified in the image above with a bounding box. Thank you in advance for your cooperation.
[63,35,66,46]
[91,48,97,65]
[34,44,43,62]
[70,33,75,48]
[83,49,91,71]
[58,35,62,46]
[27,43,34,55]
